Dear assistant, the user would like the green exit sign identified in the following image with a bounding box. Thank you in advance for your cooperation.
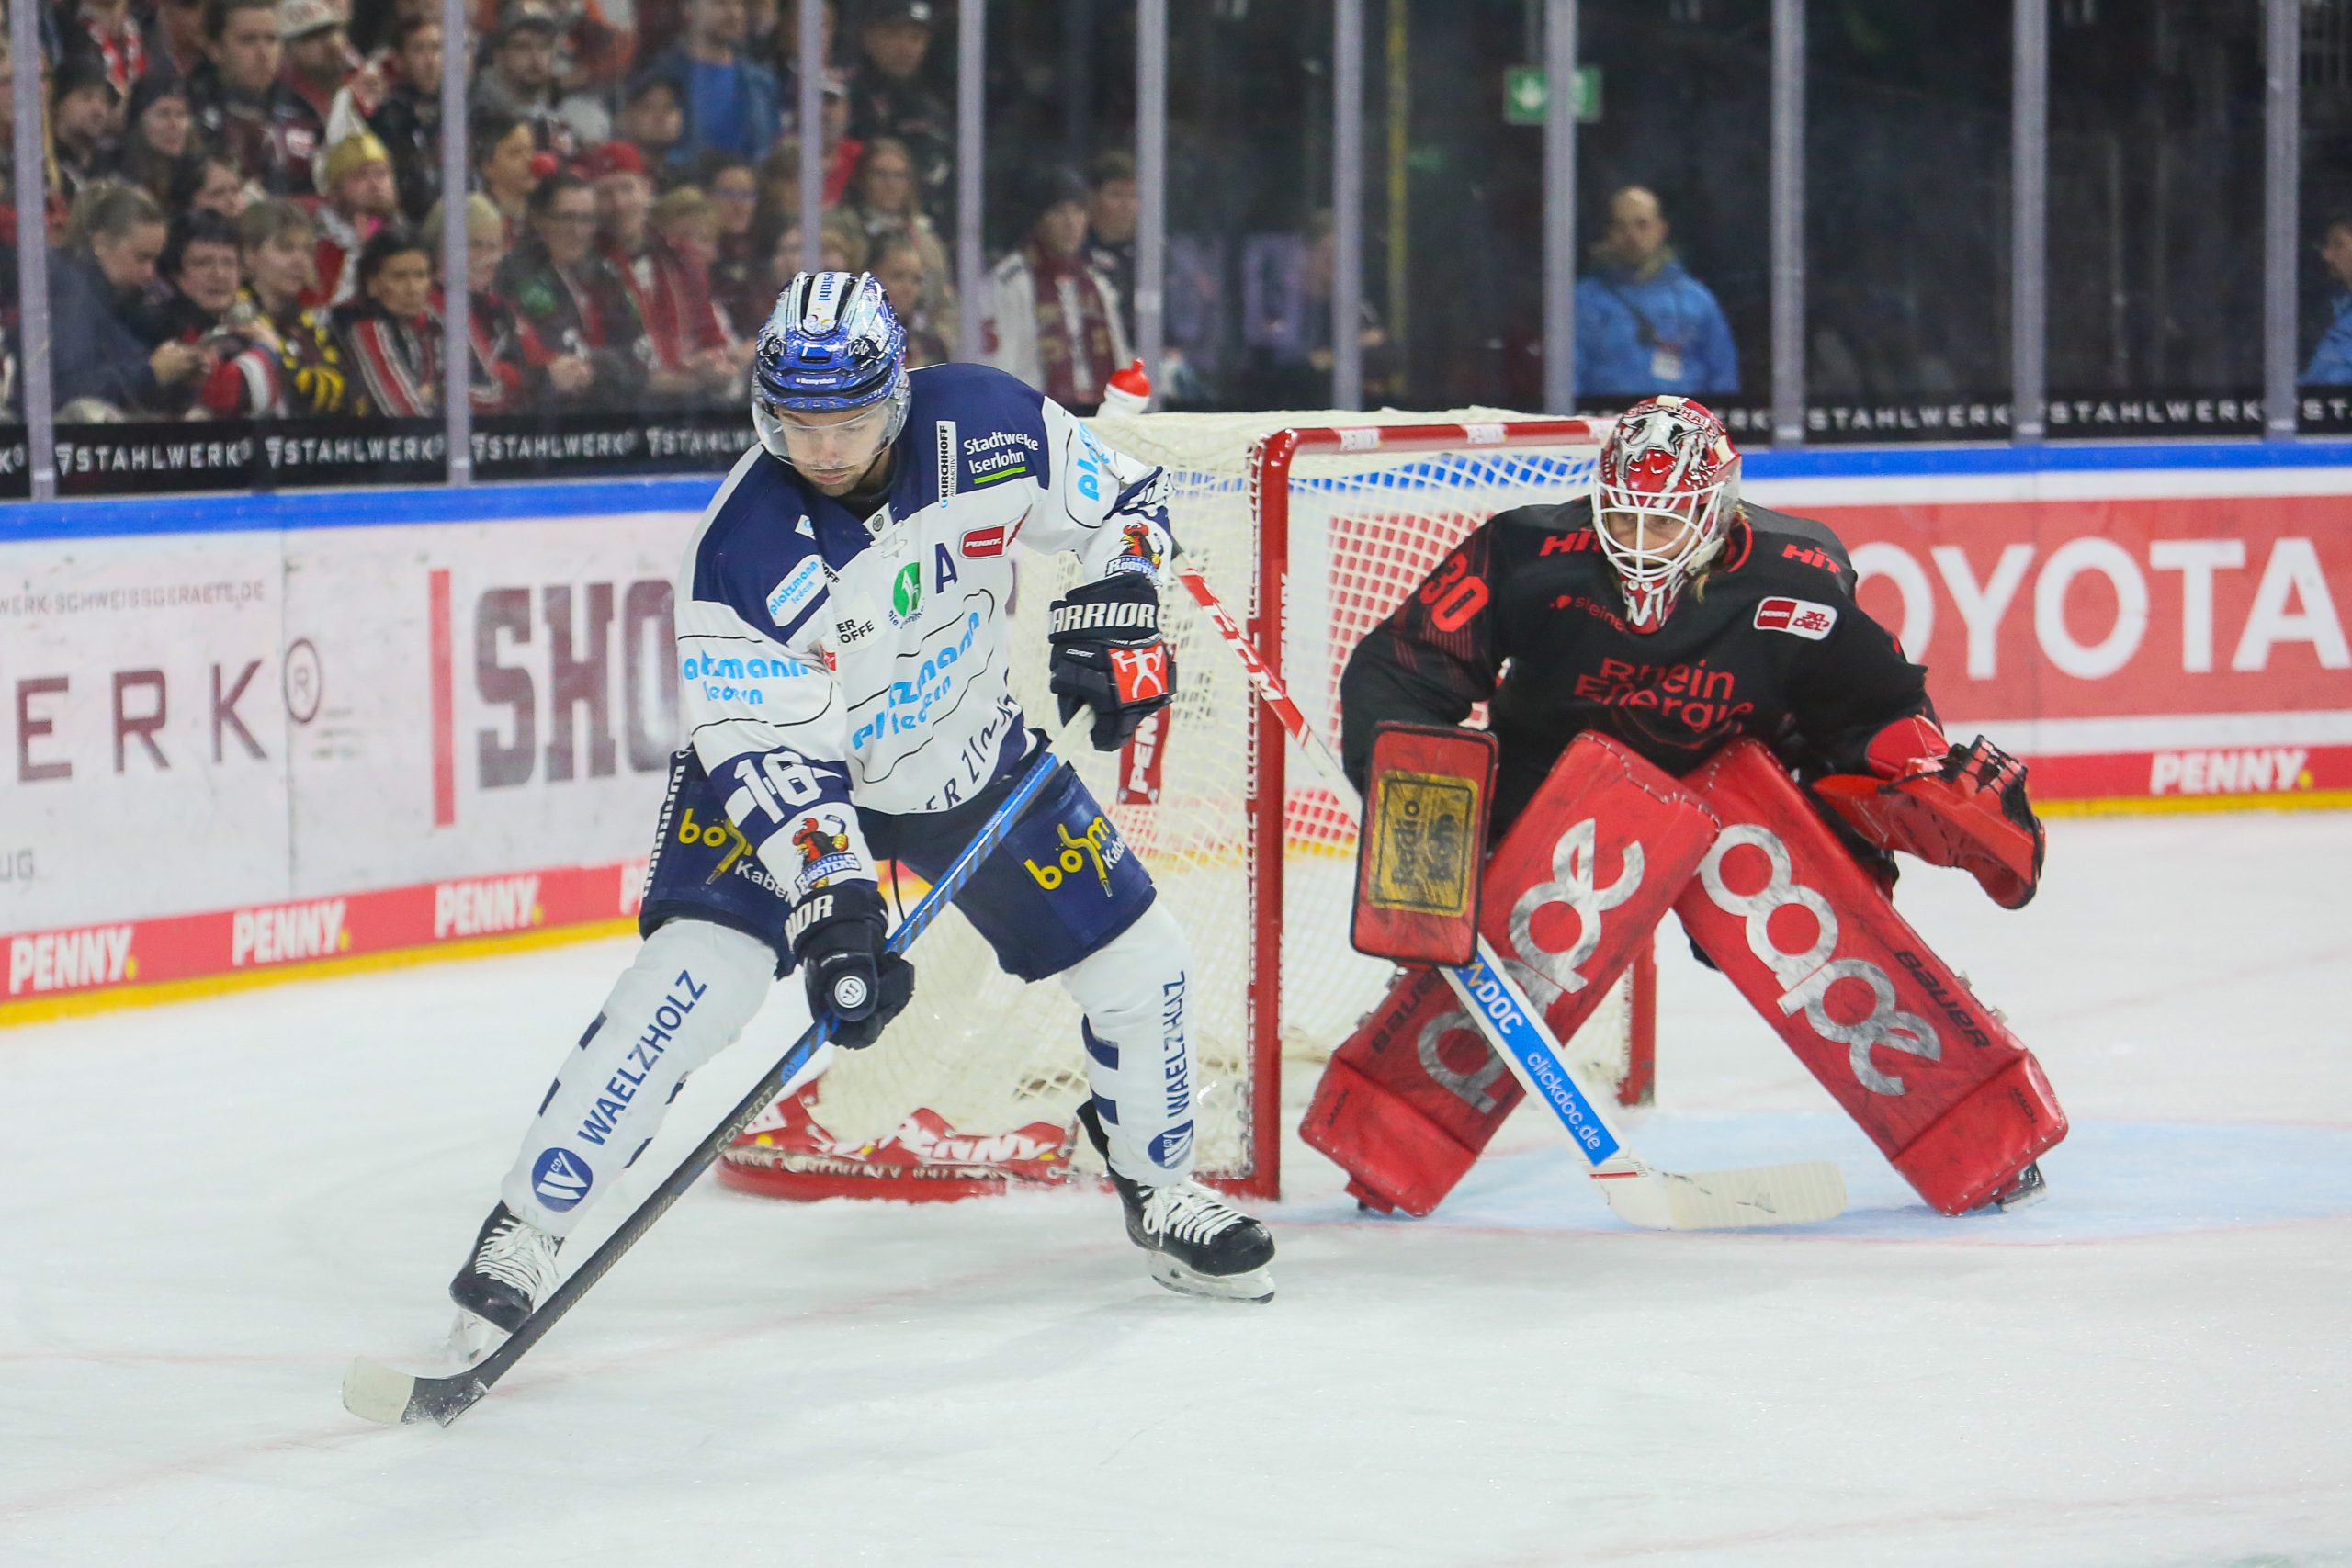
[1504,64,1600,126]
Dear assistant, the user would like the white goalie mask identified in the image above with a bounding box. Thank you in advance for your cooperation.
[1590,395,1742,633]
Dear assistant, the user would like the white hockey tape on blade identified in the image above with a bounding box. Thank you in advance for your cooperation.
[342,1357,417,1425]
[1591,1156,1847,1231]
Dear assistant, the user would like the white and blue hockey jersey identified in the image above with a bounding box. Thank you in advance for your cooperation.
[675,362,1175,902]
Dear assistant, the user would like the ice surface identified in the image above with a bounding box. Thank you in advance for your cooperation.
[3,811,2348,1567]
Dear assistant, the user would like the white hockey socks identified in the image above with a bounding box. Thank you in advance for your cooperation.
[1057,903,1200,1187]
[499,919,778,1235]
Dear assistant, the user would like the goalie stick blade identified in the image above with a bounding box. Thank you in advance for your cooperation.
[1590,1156,1847,1231]
[341,1357,490,1427]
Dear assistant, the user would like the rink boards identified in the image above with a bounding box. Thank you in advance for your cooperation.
[3,441,2348,1010]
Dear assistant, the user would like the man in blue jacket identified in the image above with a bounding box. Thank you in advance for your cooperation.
[2303,218,2352,385]
[639,0,783,162]
[1574,186,1739,400]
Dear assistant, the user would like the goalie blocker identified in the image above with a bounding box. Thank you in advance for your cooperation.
[1307,736,2066,1218]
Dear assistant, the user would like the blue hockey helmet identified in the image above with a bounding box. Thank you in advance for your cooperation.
[752,270,912,476]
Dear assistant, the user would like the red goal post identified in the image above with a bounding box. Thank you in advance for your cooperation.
[716,411,1650,1206]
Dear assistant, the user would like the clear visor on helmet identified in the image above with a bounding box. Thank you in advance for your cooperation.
[754,394,899,478]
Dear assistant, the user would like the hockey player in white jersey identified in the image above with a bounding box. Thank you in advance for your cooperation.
[447,271,1274,1334]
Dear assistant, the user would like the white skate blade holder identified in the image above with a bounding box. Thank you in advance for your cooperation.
[1442,953,1846,1232]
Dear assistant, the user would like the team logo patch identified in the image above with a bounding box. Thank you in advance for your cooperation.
[1109,643,1170,703]
[1148,1121,1195,1169]
[889,560,923,623]
[1754,596,1838,640]
[790,809,862,894]
[1105,520,1164,577]
[960,524,1008,558]
[765,556,827,629]
[531,1146,594,1211]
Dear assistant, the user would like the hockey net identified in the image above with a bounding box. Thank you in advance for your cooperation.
[717,410,1650,1204]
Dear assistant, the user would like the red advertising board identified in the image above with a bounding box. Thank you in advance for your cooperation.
[1804,491,2352,807]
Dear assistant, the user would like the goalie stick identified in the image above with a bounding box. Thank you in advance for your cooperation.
[342,741,1070,1427]
[1174,562,1846,1231]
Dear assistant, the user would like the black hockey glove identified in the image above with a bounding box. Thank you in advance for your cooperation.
[785,882,914,1049]
[1046,574,1176,752]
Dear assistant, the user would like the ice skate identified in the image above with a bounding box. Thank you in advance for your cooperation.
[1077,1100,1275,1303]
[449,1201,563,1338]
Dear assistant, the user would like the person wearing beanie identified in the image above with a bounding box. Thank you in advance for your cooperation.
[586,141,739,403]
[469,0,581,163]
[309,127,398,306]
[51,58,125,208]
[979,164,1132,413]
[274,0,349,177]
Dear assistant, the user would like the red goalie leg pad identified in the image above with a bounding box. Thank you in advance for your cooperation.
[1673,741,2067,1214]
[1301,966,1524,1215]
[1303,735,1719,1214]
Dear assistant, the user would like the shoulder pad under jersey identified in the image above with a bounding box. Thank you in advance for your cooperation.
[903,362,1052,502]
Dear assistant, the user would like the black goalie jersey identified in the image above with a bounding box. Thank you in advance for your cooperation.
[1339,499,1936,827]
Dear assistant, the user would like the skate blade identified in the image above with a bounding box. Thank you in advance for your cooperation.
[1148,1255,1274,1303]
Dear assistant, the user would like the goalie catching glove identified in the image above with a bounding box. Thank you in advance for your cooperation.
[1047,575,1176,752]
[1814,718,2045,908]
[786,882,915,1048]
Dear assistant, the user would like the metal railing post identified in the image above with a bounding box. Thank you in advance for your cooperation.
[441,0,472,483]
[1770,0,1804,446]
[1332,0,1364,410]
[1541,0,1578,414]
[2012,0,2049,445]
[2266,0,2302,440]
[12,1,55,498]
[1136,0,1168,384]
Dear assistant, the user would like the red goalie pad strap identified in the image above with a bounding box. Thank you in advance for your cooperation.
[1815,737,2044,908]
[1673,740,2066,1213]
[1304,734,1718,1215]
[1353,724,1499,966]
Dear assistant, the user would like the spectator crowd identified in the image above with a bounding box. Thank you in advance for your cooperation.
[6,0,1148,425]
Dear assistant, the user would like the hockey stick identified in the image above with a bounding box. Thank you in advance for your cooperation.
[1175,563,1845,1230]
[342,742,1070,1427]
